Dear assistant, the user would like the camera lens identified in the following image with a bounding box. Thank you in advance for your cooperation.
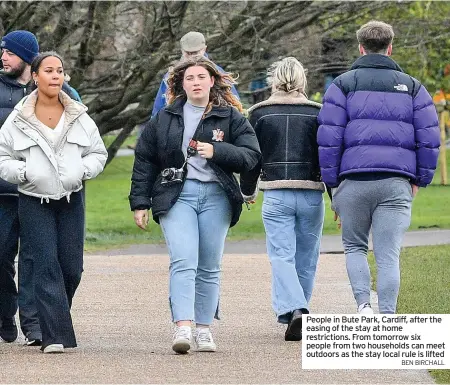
[162,168,175,179]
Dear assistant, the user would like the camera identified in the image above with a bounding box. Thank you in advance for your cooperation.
[161,167,184,184]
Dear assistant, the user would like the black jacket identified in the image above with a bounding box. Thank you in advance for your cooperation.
[129,98,261,227]
[0,75,29,195]
[240,92,325,196]
[0,75,79,196]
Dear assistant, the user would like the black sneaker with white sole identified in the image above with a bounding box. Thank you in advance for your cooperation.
[25,331,42,346]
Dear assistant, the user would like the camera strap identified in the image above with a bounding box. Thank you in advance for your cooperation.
[182,113,206,168]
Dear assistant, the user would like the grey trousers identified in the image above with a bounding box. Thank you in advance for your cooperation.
[332,177,413,314]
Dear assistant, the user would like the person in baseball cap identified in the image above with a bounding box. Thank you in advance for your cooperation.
[180,31,207,55]
[1,30,39,65]
[148,31,240,119]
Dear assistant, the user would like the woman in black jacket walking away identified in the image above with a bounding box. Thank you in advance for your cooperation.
[129,57,260,354]
[240,57,325,342]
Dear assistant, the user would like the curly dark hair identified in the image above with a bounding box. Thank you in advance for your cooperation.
[166,57,242,113]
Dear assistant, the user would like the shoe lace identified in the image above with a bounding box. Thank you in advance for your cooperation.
[174,327,191,340]
[196,329,212,343]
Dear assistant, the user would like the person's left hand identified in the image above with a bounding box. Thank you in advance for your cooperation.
[197,141,214,159]
[411,183,419,198]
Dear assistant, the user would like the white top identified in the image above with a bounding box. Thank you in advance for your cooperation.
[40,113,65,146]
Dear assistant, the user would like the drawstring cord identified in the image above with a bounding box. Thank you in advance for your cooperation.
[39,194,71,204]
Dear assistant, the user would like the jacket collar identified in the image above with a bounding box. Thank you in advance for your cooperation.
[15,89,87,125]
[351,54,403,72]
[165,97,231,118]
[0,74,29,89]
[247,91,322,114]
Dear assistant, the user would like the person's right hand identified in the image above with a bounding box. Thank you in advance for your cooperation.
[134,209,149,230]
[334,211,341,230]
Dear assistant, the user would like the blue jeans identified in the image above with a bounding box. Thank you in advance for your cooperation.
[159,180,232,325]
[262,189,324,324]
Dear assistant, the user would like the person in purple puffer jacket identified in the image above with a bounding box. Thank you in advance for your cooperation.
[317,21,440,315]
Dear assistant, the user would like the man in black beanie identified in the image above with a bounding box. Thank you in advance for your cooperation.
[0,30,40,345]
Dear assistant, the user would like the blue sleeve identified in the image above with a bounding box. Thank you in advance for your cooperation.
[70,87,82,102]
[317,83,348,188]
[151,78,167,117]
[215,63,240,100]
[231,84,240,100]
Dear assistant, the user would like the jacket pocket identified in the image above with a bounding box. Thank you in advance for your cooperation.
[303,190,323,207]
[13,137,38,184]
[14,138,56,194]
[60,130,90,191]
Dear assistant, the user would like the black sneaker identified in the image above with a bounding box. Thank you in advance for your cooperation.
[0,316,18,343]
[25,333,42,346]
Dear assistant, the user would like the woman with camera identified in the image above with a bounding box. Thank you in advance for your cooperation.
[0,52,107,353]
[129,57,260,354]
[240,57,325,342]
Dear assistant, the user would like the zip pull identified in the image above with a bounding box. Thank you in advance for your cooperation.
[245,201,250,210]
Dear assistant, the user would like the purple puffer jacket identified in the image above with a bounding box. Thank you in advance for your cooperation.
[317,54,440,188]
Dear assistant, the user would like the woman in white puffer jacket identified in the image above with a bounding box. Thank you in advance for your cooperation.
[0,52,107,354]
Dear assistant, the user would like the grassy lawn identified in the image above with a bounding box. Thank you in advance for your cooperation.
[85,152,450,251]
[368,245,450,384]
[102,133,137,149]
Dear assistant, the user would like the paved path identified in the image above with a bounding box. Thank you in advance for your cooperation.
[117,148,134,157]
[107,229,450,256]
[1,246,439,383]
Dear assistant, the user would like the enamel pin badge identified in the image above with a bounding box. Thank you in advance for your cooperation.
[212,128,224,142]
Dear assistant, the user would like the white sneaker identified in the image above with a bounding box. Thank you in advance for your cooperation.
[172,326,192,354]
[358,303,374,314]
[194,328,217,352]
[43,344,64,354]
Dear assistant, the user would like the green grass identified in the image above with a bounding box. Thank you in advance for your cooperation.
[102,133,137,149]
[368,245,450,384]
[84,156,164,252]
[85,153,450,251]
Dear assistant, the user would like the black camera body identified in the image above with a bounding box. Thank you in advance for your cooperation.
[161,167,185,184]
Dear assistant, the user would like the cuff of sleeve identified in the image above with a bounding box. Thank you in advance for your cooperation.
[242,185,259,202]
[83,168,92,180]
[18,167,26,183]
[411,179,426,188]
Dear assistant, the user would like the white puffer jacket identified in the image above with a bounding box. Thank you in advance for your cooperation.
[0,90,107,201]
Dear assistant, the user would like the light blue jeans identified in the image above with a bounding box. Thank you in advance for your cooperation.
[262,189,324,324]
[159,180,232,325]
